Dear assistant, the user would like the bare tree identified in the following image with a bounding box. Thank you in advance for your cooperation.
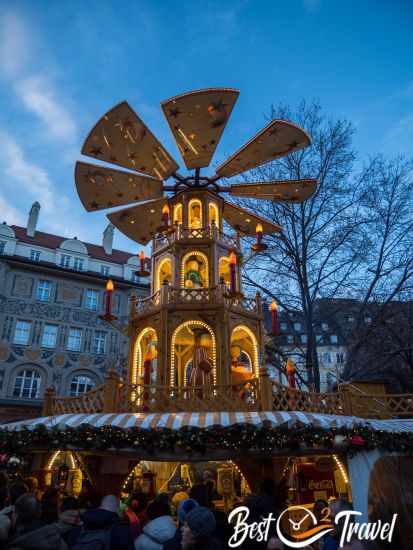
[342,155,413,387]
[238,99,413,391]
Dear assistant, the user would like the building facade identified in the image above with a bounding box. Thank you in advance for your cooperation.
[264,300,349,391]
[0,202,149,422]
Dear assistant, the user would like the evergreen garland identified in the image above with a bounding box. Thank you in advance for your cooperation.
[0,422,412,456]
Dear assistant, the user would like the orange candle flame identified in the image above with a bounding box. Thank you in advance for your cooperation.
[229,252,237,265]
[106,279,114,292]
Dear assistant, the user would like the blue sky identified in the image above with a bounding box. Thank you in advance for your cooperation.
[0,0,411,252]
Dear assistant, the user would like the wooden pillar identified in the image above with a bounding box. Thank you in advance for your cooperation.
[103,369,120,412]
[259,367,273,411]
[42,387,56,416]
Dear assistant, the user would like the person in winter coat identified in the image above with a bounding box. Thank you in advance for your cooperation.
[70,494,134,550]
[181,506,222,550]
[57,497,82,547]
[4,493,68,550]
[164,498,198,550]
[134,499,176,550]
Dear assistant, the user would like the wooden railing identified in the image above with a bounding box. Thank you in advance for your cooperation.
[118,378,260,413]
[42,369,413,419]
[271,381,344,415]
[130,286,262,317]
[152,225,240,251]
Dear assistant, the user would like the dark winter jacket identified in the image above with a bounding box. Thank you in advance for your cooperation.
[69,508,134,550]
[4,521,68,550]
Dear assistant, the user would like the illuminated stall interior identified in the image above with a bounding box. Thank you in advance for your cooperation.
[122,460,251,511]
[44,450,88,497]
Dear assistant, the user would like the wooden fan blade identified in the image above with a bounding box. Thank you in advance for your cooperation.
[75,162,163,212]
[222,200,282,235]
[81,101,179,179]
[107,197,168,245]
[161,88,239,169]
[229,179,317,202]
[215,119,311,178]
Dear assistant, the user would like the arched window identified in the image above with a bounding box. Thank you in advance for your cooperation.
[133,327,158,385]
[219,256,231,287]
[155,257,172,292]
[230,325,260,377]
[171,320,216,386]
[13,369,41,399]
[208,202,219,229]
[182,251,209,288]
[188,199,202,229]
[70,375,95,396]
[173,203,183,225]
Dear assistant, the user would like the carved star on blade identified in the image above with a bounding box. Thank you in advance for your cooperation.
[128,152,138,160]
[208,99,228,112]
[269,128,278,136]
[107,201,114,207]
[110,155,118,162]
[169,108,181,118]
[89,147,103,157]
[288,141,299,149]
[90,201,99,209]
[116,192,124,198]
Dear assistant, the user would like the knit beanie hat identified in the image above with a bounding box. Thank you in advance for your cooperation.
[177,498,198,525]
[186,506,216,538]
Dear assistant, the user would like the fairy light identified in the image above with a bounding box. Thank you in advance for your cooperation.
[333,454,349,484]
[171,320,217,386]
[156,257,173,292]
[180,251,209,287]
[46,450,76,470]
[132,328,157,403]
[122,461,142,491]
[231,325,260,377]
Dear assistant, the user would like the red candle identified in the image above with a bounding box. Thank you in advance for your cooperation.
[139,250,145,272]
[105,279,114,316]
[229,252,237,293]
[162,204,170,226]
[270,300,278,335]
[286,358,296,389]
[256,223,263,245]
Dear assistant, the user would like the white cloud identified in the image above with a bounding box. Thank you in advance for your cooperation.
[0,12,29,78]
[0,12,77,143]
[15,76,77,141]
[0,195,25,226]
[0,131,78,236]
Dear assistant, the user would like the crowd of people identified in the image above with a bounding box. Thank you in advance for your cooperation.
[0,471,395,550]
